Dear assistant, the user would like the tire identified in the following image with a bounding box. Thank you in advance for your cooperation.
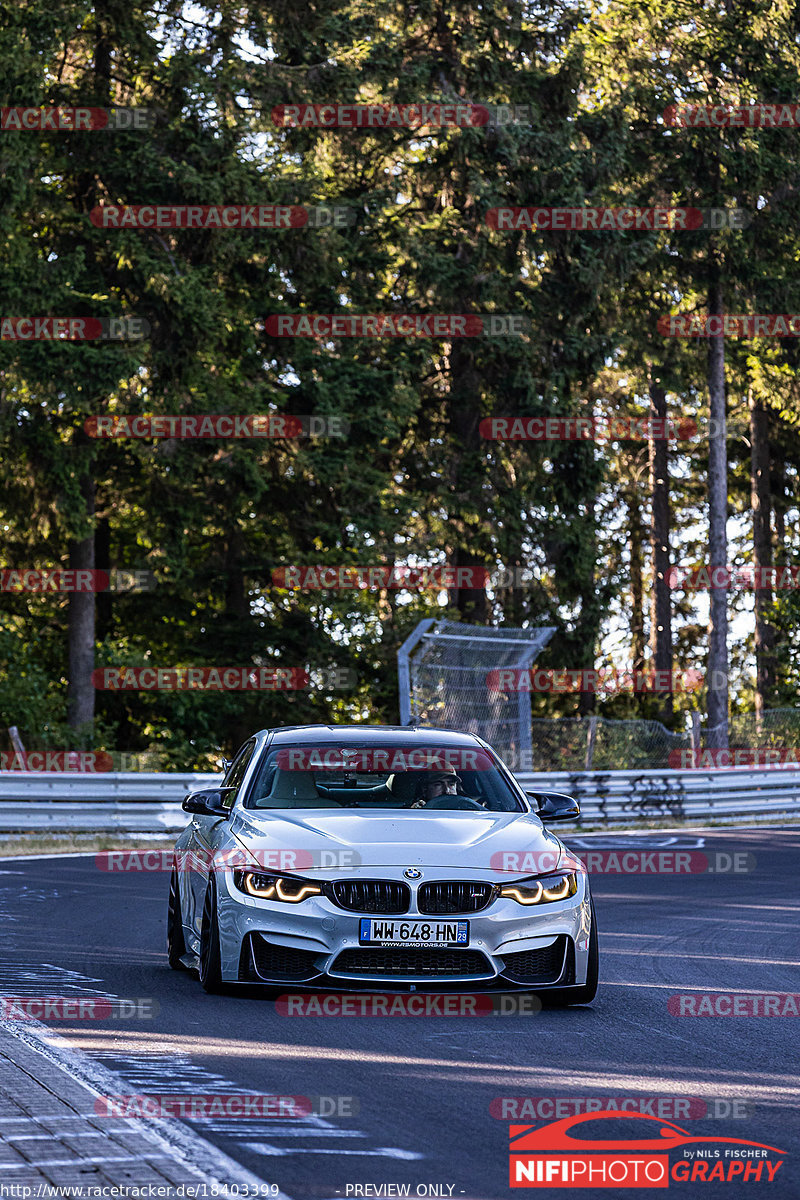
[167,867,188,970]
[199,877,224,994]
[540,897,599,1007]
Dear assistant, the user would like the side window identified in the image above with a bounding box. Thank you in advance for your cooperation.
[222,740,257,807]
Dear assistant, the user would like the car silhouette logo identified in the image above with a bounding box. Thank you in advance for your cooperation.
[403,868,422,879]
[510,1111,786,1154]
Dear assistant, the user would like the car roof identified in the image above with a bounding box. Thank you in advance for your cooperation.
[254,724,488,748]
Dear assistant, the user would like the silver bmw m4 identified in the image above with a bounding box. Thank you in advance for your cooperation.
[167,724,598,1004]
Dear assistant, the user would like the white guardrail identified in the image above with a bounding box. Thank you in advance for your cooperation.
[0,772,220,832]
[516,769,800,826]
[0,767,797,832]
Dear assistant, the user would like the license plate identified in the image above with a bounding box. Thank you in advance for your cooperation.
[359,918,469,947]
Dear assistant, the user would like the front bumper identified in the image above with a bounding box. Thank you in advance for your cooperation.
[212,869,593,991]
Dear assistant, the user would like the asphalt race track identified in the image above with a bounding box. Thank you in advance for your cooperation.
[1,827,798,1199]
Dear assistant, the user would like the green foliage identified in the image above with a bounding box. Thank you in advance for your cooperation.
[1,0,799,766]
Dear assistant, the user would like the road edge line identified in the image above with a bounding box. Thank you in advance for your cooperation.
[0,1013,295,1199]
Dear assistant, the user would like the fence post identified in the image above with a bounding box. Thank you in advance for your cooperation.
[396,618,435,724]
[584,716,598,770]
[7,726,27,769]
[691,713,701,757]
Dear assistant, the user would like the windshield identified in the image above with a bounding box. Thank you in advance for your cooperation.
[245,743,524,813]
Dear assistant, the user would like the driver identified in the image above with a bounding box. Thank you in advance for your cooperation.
[411,766,461,808]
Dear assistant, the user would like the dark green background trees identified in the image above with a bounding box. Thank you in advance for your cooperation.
[2,0,798,766]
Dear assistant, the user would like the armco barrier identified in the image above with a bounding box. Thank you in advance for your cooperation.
[0,767,797,832]
[0,772,219,831]
[516,768,800,825]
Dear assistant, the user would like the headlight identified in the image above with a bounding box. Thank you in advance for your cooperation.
[233,869,322,903]
[498,871,578,906]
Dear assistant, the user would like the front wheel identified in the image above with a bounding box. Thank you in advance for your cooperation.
[540,898,599,1007]
[199,878,224,994]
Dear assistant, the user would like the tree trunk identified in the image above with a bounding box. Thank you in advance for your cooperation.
[772,453,786,566]
[67,476,96,738]
[96,516,112,645]
[749,392,775,727]
[447,338,488,624]
[224,530,252,752]
[66,3,111,741]
[648,378,673,721]
[628,493,645,674]
[706,274,728,749]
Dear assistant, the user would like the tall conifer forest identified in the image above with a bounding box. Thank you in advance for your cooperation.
[2,1,800,767]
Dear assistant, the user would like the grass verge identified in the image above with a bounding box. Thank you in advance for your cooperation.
[0,832,177,856]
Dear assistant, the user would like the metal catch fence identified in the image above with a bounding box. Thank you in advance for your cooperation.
[398,618,555,761]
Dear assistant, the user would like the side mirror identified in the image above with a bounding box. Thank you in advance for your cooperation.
[182,788,232,817]
[526,790,580,822]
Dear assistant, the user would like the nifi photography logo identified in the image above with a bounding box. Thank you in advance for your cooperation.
[508,1111,786,1188]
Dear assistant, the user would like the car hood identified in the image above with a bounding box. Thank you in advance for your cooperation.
[227,808,567,877]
